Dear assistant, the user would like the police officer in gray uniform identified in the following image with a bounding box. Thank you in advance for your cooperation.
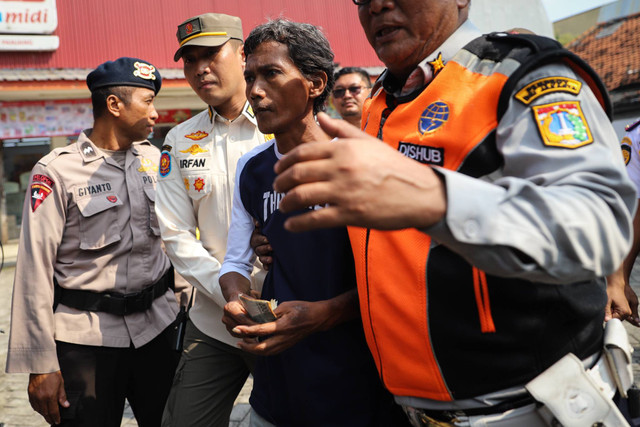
[5,57,179,427]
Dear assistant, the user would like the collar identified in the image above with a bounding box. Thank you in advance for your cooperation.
[379,19,482,98]
[77,129,149,162]
[207,101,258,126]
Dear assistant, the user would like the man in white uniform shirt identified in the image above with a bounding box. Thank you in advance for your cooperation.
[156,13,266,427]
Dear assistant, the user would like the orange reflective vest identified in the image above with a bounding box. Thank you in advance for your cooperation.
[350,33,610,401]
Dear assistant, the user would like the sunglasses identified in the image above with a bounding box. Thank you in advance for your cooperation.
[332,86,365,99]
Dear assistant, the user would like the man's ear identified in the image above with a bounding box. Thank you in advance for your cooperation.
[238,44,246,70]
[308,71,328,100]
[106,94,123,118]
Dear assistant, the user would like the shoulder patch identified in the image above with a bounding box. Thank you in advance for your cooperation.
[532,101,593,149]
[30,174,55,212]
[515,77,582,105]
[159,152,171,177]
[622,139,632,166]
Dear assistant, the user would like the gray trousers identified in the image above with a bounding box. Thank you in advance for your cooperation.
[162,319,255,427]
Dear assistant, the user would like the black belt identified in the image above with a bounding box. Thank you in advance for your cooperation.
[55,269,174,316]
[406,394,536,425]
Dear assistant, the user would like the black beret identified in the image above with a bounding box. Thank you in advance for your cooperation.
[87,57,162,94]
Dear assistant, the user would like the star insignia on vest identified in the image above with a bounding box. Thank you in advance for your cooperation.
[532,101,593,149]
[185,131,208,141]
[161,144,172,152]
[621,137,632,166]
[419,101,449,134]
[515,77,582,105]
[180,144,209,155]
[184,177,190,190]
[427,53,445,78]
[137,158,158,172]
[264,133,274,142]
[194,177,205,192]
[81,141,96,157]
[160,152,171,177]
[133,61,157,81]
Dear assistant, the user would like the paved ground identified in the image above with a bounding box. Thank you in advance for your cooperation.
[2,238,640,426]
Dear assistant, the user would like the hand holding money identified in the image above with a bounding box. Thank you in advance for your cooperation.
[238,293,279,323]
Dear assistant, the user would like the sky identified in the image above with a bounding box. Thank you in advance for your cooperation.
[541,0,615,21]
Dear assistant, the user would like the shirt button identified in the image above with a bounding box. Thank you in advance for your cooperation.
[464,220,479,238]
[229,136,235,142]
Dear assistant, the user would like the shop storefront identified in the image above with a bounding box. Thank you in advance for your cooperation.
[0,0,383,241]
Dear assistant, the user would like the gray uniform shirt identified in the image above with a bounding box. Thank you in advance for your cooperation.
[6,131,175,374]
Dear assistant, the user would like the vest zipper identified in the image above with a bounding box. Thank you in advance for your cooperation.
[364,228,384,380]
[472,267,496,333]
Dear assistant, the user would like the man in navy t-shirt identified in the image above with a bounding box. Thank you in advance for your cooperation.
[219,18,408,427]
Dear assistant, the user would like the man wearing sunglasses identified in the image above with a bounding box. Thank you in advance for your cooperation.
[272,0,637,425]
[331,67,372,128]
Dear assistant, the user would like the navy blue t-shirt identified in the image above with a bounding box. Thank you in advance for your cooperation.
[235,141,404,427]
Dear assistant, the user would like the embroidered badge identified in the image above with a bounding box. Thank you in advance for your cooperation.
[398,142,444,166]
[184,178,190,190]
[194,177,205,192]
[532,101,593,149]
[137,158,158,172]
[31,182,52,212]
[264,133,275,142]
[427,52,445,78]
[515,77,582,105]
[622,137,632,166]
[185,131,209,141]
[419,101,449,134]
[32,174,55,187]
[161,144,172,153]
[133,61,157,80]
[107,195,118,203]
[180,144,209,155]
[160,152,171,177]
[81,141,96,157]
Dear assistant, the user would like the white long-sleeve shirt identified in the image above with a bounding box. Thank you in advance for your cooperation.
[156,104,266,347]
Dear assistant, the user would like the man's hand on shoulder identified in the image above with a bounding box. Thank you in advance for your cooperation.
[28,371,69,425]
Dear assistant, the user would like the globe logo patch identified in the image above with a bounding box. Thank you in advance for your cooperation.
[419,101,450,134]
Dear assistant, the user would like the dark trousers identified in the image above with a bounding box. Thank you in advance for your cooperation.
[56,328,179,427]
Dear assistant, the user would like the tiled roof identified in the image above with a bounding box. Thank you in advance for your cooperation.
[568,12,640,92]
[0,68,186,82]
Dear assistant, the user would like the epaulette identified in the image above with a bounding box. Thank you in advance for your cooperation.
[625,118,640,132]
[468,32,612,121]
[38,144,74,166]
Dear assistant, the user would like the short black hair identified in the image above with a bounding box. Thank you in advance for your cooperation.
[334,67,372,88]
[244,19,335,114]
[91,86,133,120]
